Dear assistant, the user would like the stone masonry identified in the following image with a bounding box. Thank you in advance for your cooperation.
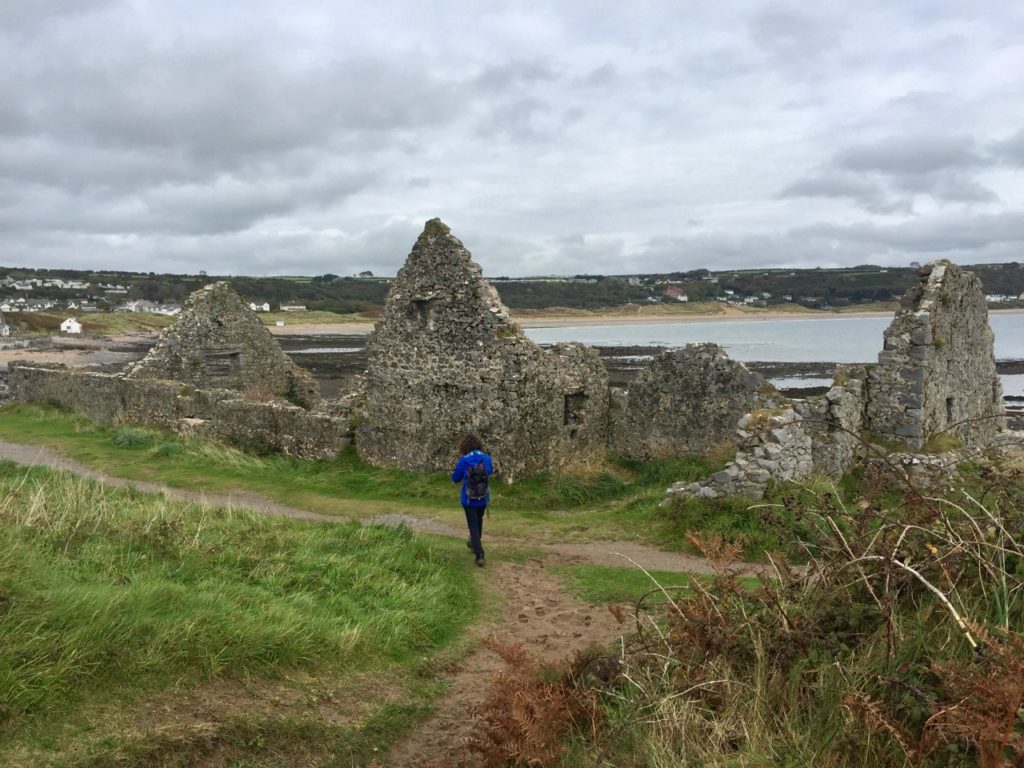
[666,370,868,501]
[610,343,778,459]
[125,282,319,408]
[865,261,1003,450]
[356,218,608,480]
[667,259,1006,501]
[9,363,351,459]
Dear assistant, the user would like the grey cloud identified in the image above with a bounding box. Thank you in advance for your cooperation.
[473,60,558,90]
[3,1,1024,277]
[0,167,376,236]
[782,132,1000,211]
[795,210,1024,253]
[0,217,425,277]
[992,128,1024,166]
[474,95,552,142]
[2,40,460,162]
[779,170,912,214]
[834,134,984,175]
[686,49,759,81]
[890,171,998,204]
[748,5,839,67]
[0,0,115,31]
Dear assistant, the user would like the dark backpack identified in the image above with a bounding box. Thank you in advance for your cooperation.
[466,460,489,502]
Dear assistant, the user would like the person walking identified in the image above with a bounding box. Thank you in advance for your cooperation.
[451,434,493,567]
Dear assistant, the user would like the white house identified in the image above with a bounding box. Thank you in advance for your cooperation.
[249,302,271,312]
[280,304,307,312]
[60,317,82,335]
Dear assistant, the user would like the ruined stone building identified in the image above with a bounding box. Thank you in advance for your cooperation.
[125,282,320,409]
[670,260,1006,500]
[865,261,1003,450]
[10,283,347,459]
[356,219,608,480]
[7,220,1007,496]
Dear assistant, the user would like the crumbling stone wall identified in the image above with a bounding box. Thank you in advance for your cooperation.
[798,366,868,478]
[666,371,868,501]
[9,363,350,459]
[356,219,608,479]
[125,282,319,408]
[866,261,1003,449]
[609,343,777,459]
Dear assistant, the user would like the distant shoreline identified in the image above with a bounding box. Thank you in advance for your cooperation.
[262,306,1024,335]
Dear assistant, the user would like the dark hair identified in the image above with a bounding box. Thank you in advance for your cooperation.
[459,434,483,454]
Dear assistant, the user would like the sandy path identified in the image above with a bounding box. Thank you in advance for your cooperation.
[0,438,757,767]
[384,554,626,767]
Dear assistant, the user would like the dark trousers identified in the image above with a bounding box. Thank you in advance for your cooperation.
[463,504,486,558]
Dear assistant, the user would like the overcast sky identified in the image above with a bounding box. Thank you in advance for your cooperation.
[2,1,1024,277]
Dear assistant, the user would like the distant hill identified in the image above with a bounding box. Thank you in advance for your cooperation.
[2,262,1022,313]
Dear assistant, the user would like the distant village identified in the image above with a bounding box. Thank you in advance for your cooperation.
[0,275,310,336]
[1,262,1023,333]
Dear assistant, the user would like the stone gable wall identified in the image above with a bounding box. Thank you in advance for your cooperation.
[125,282,319,408]
[355,219,608,480]
[866,261,1003,449]
[609,343,777,459]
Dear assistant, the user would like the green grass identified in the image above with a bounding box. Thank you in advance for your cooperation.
[0,404,719,547]
[11,311,176,335]
[0,460,479,766]
[554,564,696,603]
[259,310,370,326]
[555,563,761,604]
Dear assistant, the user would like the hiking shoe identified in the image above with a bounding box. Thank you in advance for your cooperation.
[475,557,485,568]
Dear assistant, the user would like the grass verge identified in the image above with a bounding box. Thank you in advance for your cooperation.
[0,460,479,767]
[0,404,720,547]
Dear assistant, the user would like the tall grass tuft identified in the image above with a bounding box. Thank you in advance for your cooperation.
[0,461,475,737]
[557,456,1024,767]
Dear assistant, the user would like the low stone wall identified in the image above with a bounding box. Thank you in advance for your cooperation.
[9,364,351,459]
[666,373,868,501]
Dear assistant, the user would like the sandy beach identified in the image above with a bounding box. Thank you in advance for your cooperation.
[260,305,1024,335]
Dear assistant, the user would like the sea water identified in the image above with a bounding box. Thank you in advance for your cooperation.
[523,313,1024,396]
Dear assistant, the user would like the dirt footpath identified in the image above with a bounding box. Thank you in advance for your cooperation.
[0,438,749,767]
[384,555,625,767]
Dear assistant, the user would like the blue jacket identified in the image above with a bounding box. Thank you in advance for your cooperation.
[451,450,493,507]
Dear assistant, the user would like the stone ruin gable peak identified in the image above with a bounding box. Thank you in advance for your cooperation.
[356,218,609,479]
[124,281,319,408]
[371,218,514,352]
[865,260,1004,450]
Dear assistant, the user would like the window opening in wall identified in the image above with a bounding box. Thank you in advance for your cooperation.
[946,396,954,422]
[411,299,435,330]
[202,347,243,389]
[564,391,587,430]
